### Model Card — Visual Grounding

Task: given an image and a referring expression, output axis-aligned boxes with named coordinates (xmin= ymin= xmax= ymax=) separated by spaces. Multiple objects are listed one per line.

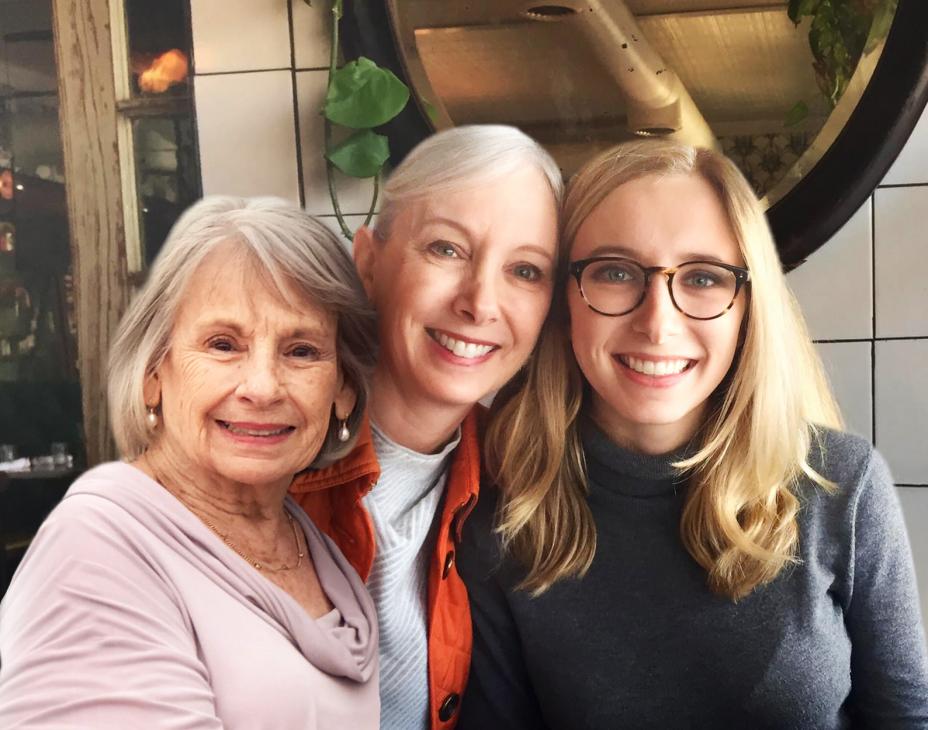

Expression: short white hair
xmin=108 ymin=196 xmax=376 ymax=466
xmin=374 ymin=124 xmax=564 ymax=239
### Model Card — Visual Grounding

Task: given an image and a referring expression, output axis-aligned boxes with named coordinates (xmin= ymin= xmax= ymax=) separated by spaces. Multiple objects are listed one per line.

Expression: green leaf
xmin=326 ymin=129 xmax=389 ymax=178
xmin=784 ymin=100 xmax=810 ymax=127
xmin=866 ymin=0 xmax=898 ymax=52
xmin=324 ymin=57 xmax=410 ymax=129
xmin=788 ymin=0 xmax=821 ymax=24
xmin=420 ymin=96 xmax=440 ymax=124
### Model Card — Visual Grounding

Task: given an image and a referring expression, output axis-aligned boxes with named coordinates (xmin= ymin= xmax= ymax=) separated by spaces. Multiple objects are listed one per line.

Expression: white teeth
xmin=223 ymin=422 xmax=290 ymax=437
xmin=433 ymin=331 xmax=495 ymax=359
xmin=622 ymin=356 xmax=690 ymax=376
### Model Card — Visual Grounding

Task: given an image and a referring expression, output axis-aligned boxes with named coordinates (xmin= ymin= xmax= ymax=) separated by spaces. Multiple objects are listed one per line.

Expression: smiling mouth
xmin=217 ymin=421 xmax=295 ymax=437
xmin=428 ymin=329 xmax=498 ymax=359
xmin=617 ymin=355 xmax=694 ymax=376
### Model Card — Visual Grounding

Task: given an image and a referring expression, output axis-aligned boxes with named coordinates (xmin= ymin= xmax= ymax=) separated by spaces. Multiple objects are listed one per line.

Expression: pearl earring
xmin=146 ymin=406 xmax=159 ymax=429
xmin=338 ymin=419 xmax=350 ymax=442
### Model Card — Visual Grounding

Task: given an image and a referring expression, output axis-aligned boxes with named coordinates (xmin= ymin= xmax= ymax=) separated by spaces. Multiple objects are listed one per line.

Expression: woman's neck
xmin=590 ymin=398 xmax=704 ymax=456
xmin=369 ymin=368 xmax=471 ymax=454
xmin=134 ymin=445 xmax=290 ymax=545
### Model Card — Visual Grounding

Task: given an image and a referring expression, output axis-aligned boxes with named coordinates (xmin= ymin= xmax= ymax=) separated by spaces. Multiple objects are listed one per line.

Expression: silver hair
xmin=373 ymin=124 xmax=565 ymax=239
xmin=108 ymin=196 xmax=376 ymax=467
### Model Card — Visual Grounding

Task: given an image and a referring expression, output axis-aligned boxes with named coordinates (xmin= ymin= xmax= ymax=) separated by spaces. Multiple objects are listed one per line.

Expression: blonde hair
xmin=487 ymin=140 xmax=843 ymax=599
xmin=108 ymin=196 xmax=376 ymax=466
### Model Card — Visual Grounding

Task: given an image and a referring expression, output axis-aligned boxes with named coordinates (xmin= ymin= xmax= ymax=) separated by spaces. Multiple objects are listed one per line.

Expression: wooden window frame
xmin=52 ymin=0 xmax=128 ymax=466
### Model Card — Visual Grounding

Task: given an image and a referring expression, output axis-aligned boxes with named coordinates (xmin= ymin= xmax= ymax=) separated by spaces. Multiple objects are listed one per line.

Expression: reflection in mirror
xmin=388 ymin=0 xmax=897 ymax=203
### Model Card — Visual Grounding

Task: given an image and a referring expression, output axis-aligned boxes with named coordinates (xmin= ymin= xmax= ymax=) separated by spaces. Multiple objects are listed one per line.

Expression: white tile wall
xmin=296 ymin=70 xmax=379 ymax=216
xmin=190 ymin=0 xmax=291 ymax=74
xmin=815 ymin=341 xmax=872 ymax=441
xmin=883 ymin=105 xmax=928 ymax=186
xmin=789 ymin=200 xmax=872 ymax=341
xmin=874 ymin=186 xmax=928 ymax=338
xmin=292 ymin=0 xmax=332 ymax=70
xmin=898 ymin=487 xmax=928 ymax=627
xmin=194 ymin=71 xmax=300 ymax=202
xmin=875 ymin=339 xmax=928 ymax=484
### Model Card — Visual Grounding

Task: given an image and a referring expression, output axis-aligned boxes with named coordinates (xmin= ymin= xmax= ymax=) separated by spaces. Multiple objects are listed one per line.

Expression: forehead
xmin=391 ymin=166 xmax=558 ymax=241
xmin=572 ymin=173 xmax=742 ymax=265
xmin=174 ymin=245 xmax=335 ymax=334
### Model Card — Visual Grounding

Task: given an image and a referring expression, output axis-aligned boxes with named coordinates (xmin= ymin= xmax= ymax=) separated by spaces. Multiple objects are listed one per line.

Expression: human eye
xmin=589 ymin=260 xmax=637 ymax=284
xmin=511 ymin=262 xmax=545 ymax=282
xmin=287 ymin=343 xmax=321 ymax=360
xmin=207 ymin=336 xmax=238 ymax=353
xmin=426 ymin=240 xmax=461 ymax=259
xmin=681 ymin=266 xmax=724 ymax=289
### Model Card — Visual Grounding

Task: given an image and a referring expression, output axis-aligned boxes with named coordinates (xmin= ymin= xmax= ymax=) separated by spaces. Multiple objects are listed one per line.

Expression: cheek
xmin=567 ymin=297 xmax=609 ymax=362
xmin=509 ymin=287 xmax=553 ymax=341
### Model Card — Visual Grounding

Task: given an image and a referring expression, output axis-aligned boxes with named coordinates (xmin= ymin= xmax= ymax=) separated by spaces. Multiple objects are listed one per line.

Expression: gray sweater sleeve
xmin=842 ymin=447 xmax=928 ymax=727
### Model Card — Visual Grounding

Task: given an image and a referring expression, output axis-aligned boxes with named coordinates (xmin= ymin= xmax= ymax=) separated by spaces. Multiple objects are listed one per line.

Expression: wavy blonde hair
xmin=486 ymin=140 xmax=843 ymax=600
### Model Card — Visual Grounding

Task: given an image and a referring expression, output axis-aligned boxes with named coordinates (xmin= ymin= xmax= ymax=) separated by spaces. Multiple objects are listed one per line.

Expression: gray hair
xmin=373 ymin=124 xmax=565 ymax=239
xmin=108 ymin=196 xmax=376 ymax=467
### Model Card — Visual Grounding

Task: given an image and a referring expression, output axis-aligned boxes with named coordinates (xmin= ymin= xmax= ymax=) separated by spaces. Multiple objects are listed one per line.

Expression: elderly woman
xmin=0 ymin=197 xmax=380 ymax=728
xmin=290 ymin=124 xmax=563 ymax=729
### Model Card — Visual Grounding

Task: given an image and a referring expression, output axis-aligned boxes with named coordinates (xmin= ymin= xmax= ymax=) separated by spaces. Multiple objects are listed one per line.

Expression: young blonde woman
xmin=457 ymin=141 xmax=928 ymax=728
xmin=290 ymin=125 xmax=563 ymax=730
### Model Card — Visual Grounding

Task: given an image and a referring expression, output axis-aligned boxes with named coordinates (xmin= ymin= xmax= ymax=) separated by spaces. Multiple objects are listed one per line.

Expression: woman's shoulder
xmin=803 ymin=427 xmax=897 ymax=525
xmin=807 ymin=427 xmax=885 ymax=487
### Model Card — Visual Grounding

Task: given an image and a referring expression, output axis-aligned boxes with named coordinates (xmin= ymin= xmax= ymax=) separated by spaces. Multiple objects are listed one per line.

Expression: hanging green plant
xmin=311 ymin=0 xmax=410 ymax=240
xmin=787 ymin=0 xmax=899 ymax=112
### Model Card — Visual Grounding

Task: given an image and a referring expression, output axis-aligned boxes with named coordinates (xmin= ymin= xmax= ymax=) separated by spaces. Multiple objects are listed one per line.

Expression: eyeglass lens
xmin=580 ymin=260 xmax=740 ymax=318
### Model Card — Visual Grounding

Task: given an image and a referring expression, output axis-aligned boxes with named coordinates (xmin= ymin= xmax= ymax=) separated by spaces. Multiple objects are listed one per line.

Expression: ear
xmin=333 ymin=375 xmax=358 ymax=423
xmin=142 ymin=370 xmax=161 ymax=408
xmin=352 ymin=225 xmax=378 ymax=300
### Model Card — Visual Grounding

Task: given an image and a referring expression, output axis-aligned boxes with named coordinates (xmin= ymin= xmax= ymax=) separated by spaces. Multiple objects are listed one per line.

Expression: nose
xmin=452 ymin=268 xmax=501 ymax=325
xmin=630 ymin=274 xmax=682 ymax=344
xmin=235 ymin=349 xmax=284 ymax=405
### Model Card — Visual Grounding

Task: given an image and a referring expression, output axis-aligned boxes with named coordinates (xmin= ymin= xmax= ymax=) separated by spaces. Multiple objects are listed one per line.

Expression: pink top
xmin=0 ymin=462 xmax=379 ymax=729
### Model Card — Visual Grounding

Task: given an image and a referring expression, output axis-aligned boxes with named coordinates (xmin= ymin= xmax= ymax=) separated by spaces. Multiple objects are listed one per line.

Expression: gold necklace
xmin=202 ymin=510 xmax=305 ymax=573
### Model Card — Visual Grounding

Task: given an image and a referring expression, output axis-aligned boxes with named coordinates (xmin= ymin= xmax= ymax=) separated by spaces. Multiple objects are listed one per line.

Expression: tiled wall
xmin=787 ymin=108 xmax=928 ymax=621
xmin=190 ymin=1 xmax=928 ymax=618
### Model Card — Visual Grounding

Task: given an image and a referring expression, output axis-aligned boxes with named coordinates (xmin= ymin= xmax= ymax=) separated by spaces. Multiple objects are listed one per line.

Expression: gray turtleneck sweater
xmin=458 ymin=423 xmax=928 ymax=729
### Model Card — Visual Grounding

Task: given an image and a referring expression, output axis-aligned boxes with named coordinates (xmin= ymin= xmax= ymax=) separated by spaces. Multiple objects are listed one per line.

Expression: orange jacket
xmin=289 ymin=409 xmax=482 ymax=729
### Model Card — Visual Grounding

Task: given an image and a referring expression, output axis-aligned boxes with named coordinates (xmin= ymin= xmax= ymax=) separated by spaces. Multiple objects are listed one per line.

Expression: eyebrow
xmin=515 ymin=244 xmax=555 ymax=261
xmin=421 ymin=217 xmax=555 ymax=259
xmin=196 ymin=319 xmax=331 ymax=339
xmin=582 ymin=244 xmax=729 ymax=264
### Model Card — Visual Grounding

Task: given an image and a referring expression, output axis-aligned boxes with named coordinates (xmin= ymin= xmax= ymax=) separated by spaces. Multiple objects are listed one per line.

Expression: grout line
xmin=287 ymin=0 xmax=306 ymax=209
xmin=814 ymin=338 xmax=876 ymax=345
xmin=871 ymin=193 xmax=877 ymax=447
xmin=193 ymin=67 xmax=292 ymax=78
xmin=896 ymin=484 xmax=928 ymax=488
xmin=875 ymin=182 xmax=928 ymax=190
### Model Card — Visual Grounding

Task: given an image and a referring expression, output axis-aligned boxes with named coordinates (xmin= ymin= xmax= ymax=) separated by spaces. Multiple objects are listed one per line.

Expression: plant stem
xmin=363 ymin=173 xmax=379 ymax=228
xmin=325 ymin=0 xmax=352 ymax=240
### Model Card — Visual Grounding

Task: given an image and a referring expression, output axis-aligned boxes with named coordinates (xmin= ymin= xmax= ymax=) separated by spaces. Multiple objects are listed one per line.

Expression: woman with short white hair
xmin=291 ymin=124 xmax=564 ymax=729
xmin=0 ymin=197 xmax=381 ymax=728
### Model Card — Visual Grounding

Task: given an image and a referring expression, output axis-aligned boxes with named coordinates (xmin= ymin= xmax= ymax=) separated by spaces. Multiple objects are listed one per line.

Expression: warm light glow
xmin=138 ymin=49 xmax=188 ymax=93
xmin=0 ymin=169 xmax=12 ymax=200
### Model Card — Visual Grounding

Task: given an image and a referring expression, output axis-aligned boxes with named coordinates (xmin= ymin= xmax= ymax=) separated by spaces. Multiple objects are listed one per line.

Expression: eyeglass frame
xmin=567 ymin=256 xmax=751 ymax=321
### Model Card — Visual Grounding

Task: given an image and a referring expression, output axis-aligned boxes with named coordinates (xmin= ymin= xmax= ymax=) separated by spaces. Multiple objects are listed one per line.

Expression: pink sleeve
xmin=0 ymin=497 xmax=224 ymax=729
